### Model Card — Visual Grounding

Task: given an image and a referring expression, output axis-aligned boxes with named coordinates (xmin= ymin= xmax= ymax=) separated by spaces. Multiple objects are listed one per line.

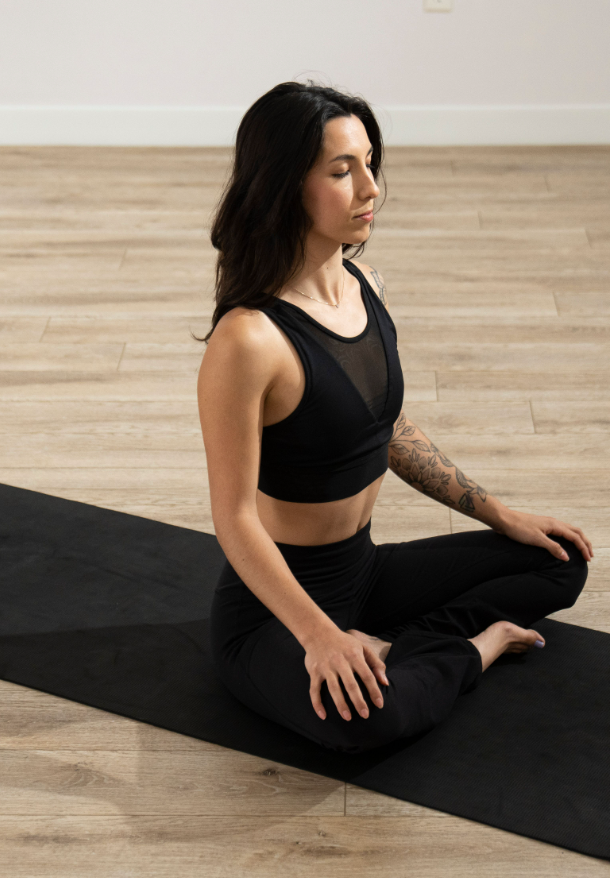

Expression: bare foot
xmin=347 ymin=628 xmax=393 ymax=663
xmin=468 ymin=621 xmax=546 ymax=672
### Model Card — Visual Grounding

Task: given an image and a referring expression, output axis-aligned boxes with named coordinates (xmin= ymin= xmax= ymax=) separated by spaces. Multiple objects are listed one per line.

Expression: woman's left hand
xmin=495 ymin=509 xmax=594 ymax=562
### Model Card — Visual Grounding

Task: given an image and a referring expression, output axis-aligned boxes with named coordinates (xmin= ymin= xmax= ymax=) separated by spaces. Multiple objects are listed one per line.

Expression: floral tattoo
xmin=370 ymin=267 xmax=388 ymax=308
xmin=389 ymin=413 xmax=487 ymax=515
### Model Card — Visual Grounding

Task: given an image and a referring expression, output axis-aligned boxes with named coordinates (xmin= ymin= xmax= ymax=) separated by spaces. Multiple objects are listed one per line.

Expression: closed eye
xmin=333 ymin=164 xmax=373 ymax=179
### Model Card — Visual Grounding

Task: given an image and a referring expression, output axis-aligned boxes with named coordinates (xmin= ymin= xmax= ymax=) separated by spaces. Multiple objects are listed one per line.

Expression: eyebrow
xmin=329 ymin=146 xmax=373 ymax=163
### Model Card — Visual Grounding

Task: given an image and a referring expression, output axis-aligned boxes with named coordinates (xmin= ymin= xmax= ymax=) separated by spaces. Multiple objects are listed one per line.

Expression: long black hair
xmin=201 ymin=81 xmax=385 ymax=343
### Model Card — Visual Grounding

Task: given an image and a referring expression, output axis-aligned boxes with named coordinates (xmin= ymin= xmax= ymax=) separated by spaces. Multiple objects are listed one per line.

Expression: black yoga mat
xmin=0 ymin=483 xmax=608 ymax=860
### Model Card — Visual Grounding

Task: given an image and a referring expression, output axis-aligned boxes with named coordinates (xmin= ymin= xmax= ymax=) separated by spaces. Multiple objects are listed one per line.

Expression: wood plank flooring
xmin=0 ymin=144 xmax=609 ymax=876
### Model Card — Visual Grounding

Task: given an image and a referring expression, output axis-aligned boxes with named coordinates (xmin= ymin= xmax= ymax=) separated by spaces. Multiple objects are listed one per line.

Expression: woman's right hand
xmin=303 ymin=628 xmax=390 ymax=721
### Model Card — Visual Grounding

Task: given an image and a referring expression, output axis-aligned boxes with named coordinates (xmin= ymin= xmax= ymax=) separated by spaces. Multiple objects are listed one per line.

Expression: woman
xmin=197 ymin=82 xmax=592 ymax=754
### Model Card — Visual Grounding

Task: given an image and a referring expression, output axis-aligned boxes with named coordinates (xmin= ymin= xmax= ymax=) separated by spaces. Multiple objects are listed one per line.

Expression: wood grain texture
xmin=0 ymin=144 xmax=608 ymax=875
xmin=0 ymin=682 xmax=222 ymax=752
xmin=0 ymin=750 xmax=344 ymax=817
xmin=0 ymin=815 xmax=605 ymax=878
xmin=437 ymin=372 xmax=610 ymax=401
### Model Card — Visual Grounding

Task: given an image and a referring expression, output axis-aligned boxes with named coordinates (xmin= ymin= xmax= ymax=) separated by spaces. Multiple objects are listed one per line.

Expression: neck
xmin=289 ymin=238 xmax=345 ymax=301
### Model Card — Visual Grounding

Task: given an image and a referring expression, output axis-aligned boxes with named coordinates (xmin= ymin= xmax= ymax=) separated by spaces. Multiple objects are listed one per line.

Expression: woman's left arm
xmin=389 ymin=411 xmax=594 ymax=563
xmin=358 ymin=261 xmax=594 ymax=565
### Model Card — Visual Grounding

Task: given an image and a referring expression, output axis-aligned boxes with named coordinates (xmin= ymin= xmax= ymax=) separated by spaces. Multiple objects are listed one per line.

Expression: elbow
xmin=212 ymin=500 xmax=261 ymax=545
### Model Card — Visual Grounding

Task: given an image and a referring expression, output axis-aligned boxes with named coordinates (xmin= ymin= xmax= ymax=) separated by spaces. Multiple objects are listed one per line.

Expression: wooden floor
xmin=1 ymin=145 xmax=609 ymax=876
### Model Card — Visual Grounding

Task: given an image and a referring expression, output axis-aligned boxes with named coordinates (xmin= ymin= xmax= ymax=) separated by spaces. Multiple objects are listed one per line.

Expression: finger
xmin=564 ymin=528 xmax=593 ymax=561
xmin=365 ymin=652 xmax=390 ymax=687
xmin=326 ymin=673 xmax=353 ymax=722
xmin=541 ymin=536 xmax=570 ymax=561
xmin=355 ymin=660 xmax=384 ymax=710
xmin=542 ymin=523 xmax=577 ymax=560
xmin=553 ymin=524 xmax=592 ymax=560
xmin=374 ymin=664 xmax=390 ymax=687
xmin=569 ymin=526 xmax=594 ymax=559
xmin=341 ymin=668 xmax=372 ymax=719
xmin=548 ymin=522 xmax=593 ymax=560
xmin=309 ymin=679 xmax=326 ymax=721
xmin=360 ymin=650 xmax=388 ymax=705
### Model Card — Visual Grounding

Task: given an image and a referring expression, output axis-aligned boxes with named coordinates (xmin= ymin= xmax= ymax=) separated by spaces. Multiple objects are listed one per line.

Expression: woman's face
xmin=301 ymin=114 xmax=380 ymax=248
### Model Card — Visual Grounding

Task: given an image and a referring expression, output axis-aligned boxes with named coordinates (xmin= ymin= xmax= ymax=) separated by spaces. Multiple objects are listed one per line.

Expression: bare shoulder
xmin=197 ymin=305 xmax=280 ymax=397
xmin=351 ymin=260 xmax=389 ymax=310
xmin=212 ymin=305 xmax=274 ymax=346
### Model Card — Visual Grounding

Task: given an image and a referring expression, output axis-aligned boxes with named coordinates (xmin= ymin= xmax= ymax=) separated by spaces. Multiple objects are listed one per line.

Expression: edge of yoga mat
xmin=0 ymin=617 xmax=607 ymax=862
xmin=0 ymin=483 xmax=608 ymax=862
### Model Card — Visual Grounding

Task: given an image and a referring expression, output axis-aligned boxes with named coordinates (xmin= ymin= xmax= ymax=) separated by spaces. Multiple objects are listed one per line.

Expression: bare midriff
xmin=256 ymin=472 xmax=385 ymax=546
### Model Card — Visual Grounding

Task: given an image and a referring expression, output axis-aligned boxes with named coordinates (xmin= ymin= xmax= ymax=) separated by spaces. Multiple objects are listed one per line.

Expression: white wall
xmin=1 ymin=0 xmax=609 ymax=144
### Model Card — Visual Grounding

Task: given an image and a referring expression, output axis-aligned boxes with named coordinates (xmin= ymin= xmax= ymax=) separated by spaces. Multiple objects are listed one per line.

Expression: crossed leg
xmin=222 ymin=528 xmax=588 ymax=755
xmin=347 ymin=527 xmax=584 ymax=669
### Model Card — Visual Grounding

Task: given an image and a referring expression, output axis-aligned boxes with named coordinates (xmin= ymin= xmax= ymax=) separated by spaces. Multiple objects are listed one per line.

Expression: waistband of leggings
xmin=273 ymin=516 xmax=372 ymax=562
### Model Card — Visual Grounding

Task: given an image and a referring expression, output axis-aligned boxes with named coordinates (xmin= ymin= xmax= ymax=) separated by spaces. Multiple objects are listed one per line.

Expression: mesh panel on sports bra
xmin=290 ymin=304 xmax=389 ymax=420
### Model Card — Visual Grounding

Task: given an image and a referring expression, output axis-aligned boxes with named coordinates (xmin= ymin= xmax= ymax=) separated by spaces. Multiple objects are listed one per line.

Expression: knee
xmin=555 ymin=536 xmax=589 ymax=608
xmin=318 ymin=700 xmax=408 ymax=755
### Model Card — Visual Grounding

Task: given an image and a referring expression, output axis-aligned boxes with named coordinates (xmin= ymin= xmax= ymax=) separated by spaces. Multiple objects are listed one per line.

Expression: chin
xmin=345 ymin=230 xmax=371 ymax=247
xmin=346 ymin=224 xmax=372 ymax=241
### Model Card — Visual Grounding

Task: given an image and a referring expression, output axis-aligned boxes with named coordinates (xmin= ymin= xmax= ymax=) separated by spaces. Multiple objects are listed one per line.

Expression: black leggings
xmin=210 ymin=520 xmax=588 ymax=754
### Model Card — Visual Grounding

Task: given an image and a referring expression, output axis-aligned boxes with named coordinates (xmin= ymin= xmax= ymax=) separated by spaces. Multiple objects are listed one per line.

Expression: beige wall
xmin=1 ymin=0 xmax=609 ymax=144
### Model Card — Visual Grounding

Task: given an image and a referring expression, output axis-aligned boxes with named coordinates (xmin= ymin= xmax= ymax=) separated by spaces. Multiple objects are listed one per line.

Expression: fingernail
xmin=360 ymin=709 xmax=369 ymax=719
xmin=383 ymin=675 xmax=390 ymax=686
xmin=534 ymin=640 xmax=545 ymax=648
xmin=561 ymin=551 xmax=569 ymax=561
xmin=342 ymin=710 xmax=351 ymax=721
xmin=317 ymin=710 xmax=325 ymax=720
xmin=375 ymin=698 xmax=384 ymax=708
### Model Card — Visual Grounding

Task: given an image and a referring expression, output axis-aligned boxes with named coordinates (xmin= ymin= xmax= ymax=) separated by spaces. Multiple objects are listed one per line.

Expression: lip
xmin=354 ymin=210 xmax=374 ymax=222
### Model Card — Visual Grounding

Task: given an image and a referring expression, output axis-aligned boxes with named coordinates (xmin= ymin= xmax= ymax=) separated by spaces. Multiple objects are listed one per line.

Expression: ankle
xmin=468 ymin=623 xmax=510 ymax=672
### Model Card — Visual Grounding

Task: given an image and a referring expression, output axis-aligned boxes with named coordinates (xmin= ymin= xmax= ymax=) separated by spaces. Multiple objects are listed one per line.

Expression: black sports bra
xmin=257 ymin=260 xmax=404 ymax=503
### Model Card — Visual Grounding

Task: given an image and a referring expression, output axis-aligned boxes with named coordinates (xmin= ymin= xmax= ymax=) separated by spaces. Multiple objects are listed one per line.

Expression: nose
xmin=360 ymin=167 xmax=380 ymax=201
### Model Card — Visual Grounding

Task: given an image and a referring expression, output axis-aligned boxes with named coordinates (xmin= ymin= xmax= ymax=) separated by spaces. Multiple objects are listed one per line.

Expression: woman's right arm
xmin=197 ymin=311 xmax=388 ymax=722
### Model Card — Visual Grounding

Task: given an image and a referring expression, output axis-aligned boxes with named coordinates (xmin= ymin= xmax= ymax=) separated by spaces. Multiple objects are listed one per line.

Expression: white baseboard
xmin=1 ymin=104 xmax=609 ymax=146
xmin=0 ymin=106 xmax=245 ymax=147
xmin=381 ymin=104 xmax=610 ymax=145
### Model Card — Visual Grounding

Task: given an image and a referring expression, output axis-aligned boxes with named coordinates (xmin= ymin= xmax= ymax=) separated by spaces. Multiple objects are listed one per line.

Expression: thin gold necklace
xmin=290 ymin=266 xmax=345 ymax=309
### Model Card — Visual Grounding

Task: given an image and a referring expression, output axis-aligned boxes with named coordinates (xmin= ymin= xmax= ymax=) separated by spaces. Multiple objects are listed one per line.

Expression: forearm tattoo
xmin=370 ymin=267 xmax=388 ymax=308
xmin=388 ymin=412 xmax=488 ymax=516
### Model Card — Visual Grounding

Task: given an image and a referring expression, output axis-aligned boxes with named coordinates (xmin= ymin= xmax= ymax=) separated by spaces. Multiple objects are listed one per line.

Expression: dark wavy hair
xmin=200 ymin=81 xmax=385 ymax=343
